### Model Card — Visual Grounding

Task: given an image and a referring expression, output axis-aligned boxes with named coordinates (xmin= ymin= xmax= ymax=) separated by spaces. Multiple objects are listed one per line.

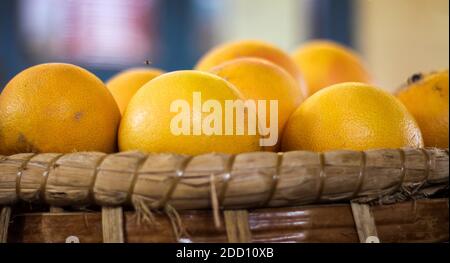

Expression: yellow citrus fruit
xmin=107 ymin=67 xmax=164 ymax=115
xmin=196 ymin=40 xmax=302 ymax=81
xmin=282 ymin=82 xmax=424 ymax=152
xmin=210 ymin=57 xmax=304 ymax=140
xmin=0 ymin=63 xmax=120 ymax=154
xmin=396 ymin=70 xmax=449 ymax=148
xmin=292 ymin=40 xmax=371 ymax=96
xmin=119 ymin=70 xmax=261 ymax=155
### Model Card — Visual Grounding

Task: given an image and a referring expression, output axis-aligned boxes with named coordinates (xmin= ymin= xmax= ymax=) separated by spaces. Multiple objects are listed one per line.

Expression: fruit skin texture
xmin=119 ymin=70 xmax=261 ymax=155
xmin=281 ymin=82 xmax=424 ymax=152
xmin=396 ymin=70 xmax=449 ymax=148
xmin=196 ymin=40 xmax=302 ymax=82
xmin=292 ymin=40 xmax=371 ymax=96
xmin=210 ymin=58 xmax=304 ymax=137
xmin=107 ymin=68 xmax=164 ymax=115
xmin=0 ymin=63 xmax=121 ymax=155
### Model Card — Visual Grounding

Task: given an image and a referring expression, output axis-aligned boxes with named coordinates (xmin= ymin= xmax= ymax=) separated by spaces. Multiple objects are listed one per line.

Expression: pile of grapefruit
xmin=0 ymin=40 xmax=448 ymax=156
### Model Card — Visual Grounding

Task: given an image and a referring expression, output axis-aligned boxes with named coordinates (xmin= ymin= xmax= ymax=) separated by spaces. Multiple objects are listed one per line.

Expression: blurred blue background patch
xmin=0 ymin=0 xmax=353 ymax=89
xmin=1 ymin=0 xmax=448 ymax=90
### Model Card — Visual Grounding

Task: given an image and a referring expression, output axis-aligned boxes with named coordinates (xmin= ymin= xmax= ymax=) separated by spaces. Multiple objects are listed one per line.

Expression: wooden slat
xmin=224 ymin=210 xmax=252 ymax=243
xmin=0 ymin=207 xmax=11 ymax=243
xmin=102 ymin=207 xmax=124 ymax=243
xmin=49 ymin=206 xmax=65 ymax=213
xmin=5 ymin=199 xmax=448 ymax=243
xmin=351 ymin=202 xmax=380 ymax=243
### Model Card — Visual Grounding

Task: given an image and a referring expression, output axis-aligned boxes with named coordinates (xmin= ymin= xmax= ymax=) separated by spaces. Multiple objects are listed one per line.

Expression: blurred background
xmin=0 ymin=0 xmax=448 ymax=91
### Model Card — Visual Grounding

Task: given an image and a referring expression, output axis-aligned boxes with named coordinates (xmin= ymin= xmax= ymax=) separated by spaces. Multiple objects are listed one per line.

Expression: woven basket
xmin=0 ymin=147 xmax=448 ymax=243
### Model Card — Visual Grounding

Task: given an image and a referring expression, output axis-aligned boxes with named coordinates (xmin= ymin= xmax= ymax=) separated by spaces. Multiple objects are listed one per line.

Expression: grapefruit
xmin=107 ymin=68 xmax=164 ymax=115
xmin=396 ymin=70 xmax=449 ymax=148
xmin=210 ymin=57 xmax=304 ymax=148
xmin=119 ymin=70 xmax=261 ymax=155
xmin=0 ymin=63 xmax=120 ymax=154
xmin=292 ymin=40 xmax=371 ymax=96
xmin=282 ymin=82 xmax=424 ymax=152
xmin=196 ymin=40 xmax=302 ymax=82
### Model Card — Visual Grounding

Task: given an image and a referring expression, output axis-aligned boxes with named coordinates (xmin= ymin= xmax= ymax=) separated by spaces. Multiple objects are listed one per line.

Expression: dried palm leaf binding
xmin=0 ymin=148 xmax=447 ymax=209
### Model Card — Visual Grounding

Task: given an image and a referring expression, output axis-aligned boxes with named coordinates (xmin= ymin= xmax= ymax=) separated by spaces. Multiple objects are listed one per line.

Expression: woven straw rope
xmin=7 ymin=149 xmax=437 ymax=208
